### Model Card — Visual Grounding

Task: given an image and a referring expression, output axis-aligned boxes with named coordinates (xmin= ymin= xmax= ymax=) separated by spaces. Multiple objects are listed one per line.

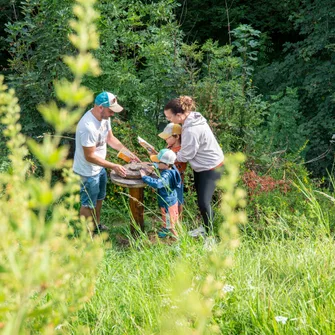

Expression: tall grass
xmin=67 ymin=232 xmax=335 ymax=334
xmin=65 ymin=169 xmax=335 ymax=334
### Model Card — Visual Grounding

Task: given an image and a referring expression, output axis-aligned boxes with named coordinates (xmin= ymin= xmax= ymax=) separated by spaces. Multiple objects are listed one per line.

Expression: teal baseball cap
xmin=94 ymin=92 xmax=123 ymax=113
xmin=150 ymin=148 xmax=176 ymax=165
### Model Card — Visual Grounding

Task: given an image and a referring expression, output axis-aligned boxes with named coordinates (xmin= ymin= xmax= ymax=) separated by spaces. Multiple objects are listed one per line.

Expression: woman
xmin=164 ymin=96 xmax=224 ymax=236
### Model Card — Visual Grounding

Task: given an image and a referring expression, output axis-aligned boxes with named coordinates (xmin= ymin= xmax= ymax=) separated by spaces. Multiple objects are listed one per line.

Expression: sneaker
xmin=157 ymin=227 xmax=171 ymax=238
xmin=204 ymin=236 xmax=217 ymax=251
xmin=188 ymin=226 xmax=206 ymax=238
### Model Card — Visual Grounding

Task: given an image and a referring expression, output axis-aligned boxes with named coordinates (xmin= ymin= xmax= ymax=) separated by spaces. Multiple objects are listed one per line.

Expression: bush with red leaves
xmin=242 ymin=170 xmax=290 ymax=197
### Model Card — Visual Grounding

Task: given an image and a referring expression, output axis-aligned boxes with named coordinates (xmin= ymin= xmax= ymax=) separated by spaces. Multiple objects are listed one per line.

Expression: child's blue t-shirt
xmin=142 ymin=166 xmax=181 ymax=210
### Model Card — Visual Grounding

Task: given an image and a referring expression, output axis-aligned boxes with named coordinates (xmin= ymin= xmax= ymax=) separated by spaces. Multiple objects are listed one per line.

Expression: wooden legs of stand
xmin=129 ymin=187 xmax=144 ymax=235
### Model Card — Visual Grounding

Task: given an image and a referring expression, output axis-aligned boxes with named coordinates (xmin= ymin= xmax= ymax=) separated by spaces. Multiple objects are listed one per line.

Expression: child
xmin=140 ymin=149 xmax=181 ymax=238
xmin=158 ymin=123 xmax=187 ymax=215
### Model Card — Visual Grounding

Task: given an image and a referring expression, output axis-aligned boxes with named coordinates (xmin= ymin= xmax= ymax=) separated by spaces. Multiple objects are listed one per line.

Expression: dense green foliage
xmin=175 ymin=0 xmax=335 ymax=177
xmin=3 ymin=0 xmax=334 ymax=176
xmin=175 ymin=0 xmax=301 ymax=46
xmin=4 ymin=0 xmax=74 ymax=135
xmin=3 ymin=0 xmax=268 ymax=161
xmin=0 ymin=0 xmax=21 ymax=74
xmin=255 ymin=0 xmax=335 ymax=177
xmin=1 ymin=0 xmax=335 ymax=333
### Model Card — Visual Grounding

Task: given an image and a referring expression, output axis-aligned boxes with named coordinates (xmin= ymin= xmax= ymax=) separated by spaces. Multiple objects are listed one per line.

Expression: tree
xmin=255 ymin=0 xmax=335 ymax=176
xmin=0 ymin=0 xmax=22 ymax=74
xmin=4 ymin=0 xmax=75 ymax=135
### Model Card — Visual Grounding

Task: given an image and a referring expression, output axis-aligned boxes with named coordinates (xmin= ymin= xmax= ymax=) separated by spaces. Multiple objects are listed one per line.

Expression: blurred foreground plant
xmin=0 ymin=0 xmax=103 ymax=333
xmin=159 ymin=153 xmax=246 ymax=334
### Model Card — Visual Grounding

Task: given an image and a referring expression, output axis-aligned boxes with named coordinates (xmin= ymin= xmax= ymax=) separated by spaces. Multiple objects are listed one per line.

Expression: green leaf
xmin=38 ymin=102 xmax=83 ymax=133
xmin=54 ymin=79 xmax=93 ymax=108
xmin=27 ymin=138 xmax=69 ymax=170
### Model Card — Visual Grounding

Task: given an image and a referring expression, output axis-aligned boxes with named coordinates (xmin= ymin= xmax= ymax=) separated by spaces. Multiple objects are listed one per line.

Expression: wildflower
xmin=175 ymin=320 xmax=184 ymax=327
xmin=275 ymin=316 xmax=288 ymax=324
xmin=55 ymin=324 xmax=63 ymax=330
xmin=161 ymin=298 xmax=171 ymax=307
xmin=182 ymin=287 xmax=194 ymax=295
xmin=247 ymin=279 xmax=256 ymax=290
xmin=222 ymin=284 xmax=234 ymax=293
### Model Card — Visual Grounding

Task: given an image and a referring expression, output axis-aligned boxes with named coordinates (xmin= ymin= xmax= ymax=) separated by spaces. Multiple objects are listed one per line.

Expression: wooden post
xmin=129 ymin=187 xmax=144 ymax=235
xmin=110 ymin=168 xmax=148 ymax=237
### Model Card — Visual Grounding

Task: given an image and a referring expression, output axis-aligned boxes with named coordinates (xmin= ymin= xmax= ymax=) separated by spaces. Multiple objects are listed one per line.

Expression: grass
xmin=65 ymin=214 xmax=335 ymax=334
xmin=64 ymin=173 xmax=335 ymax=334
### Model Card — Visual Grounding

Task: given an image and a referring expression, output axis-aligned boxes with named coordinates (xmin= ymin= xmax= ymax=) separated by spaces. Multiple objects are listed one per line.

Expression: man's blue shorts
xmin=79 ymin=168 xmax=107 ymax=208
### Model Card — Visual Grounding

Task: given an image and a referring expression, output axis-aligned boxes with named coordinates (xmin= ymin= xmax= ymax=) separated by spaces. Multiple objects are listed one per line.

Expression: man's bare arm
xmin=83 ymin=146 xmax=127 ymax=177
xmin=107 ymin=130 xmax=141 ymax=162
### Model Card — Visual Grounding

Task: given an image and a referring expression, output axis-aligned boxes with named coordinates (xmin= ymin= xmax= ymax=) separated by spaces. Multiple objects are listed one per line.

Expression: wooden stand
xmin=110 ymin=171 xmax=147 ymax=235
xmin=129 ymin=187 xmax=144 ymax=234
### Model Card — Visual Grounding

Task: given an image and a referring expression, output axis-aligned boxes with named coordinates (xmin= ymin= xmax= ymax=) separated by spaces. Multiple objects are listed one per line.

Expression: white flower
xmin=161 ymin=298 xmax=171 ymax=307
xmin=222 ymin=284 xmax=235 ymax=293
xmin=182 ymin=287 xmax=194 ymax=295
xmin=55 ymin=324 xmax=63 ymax=330
xmin=247 ymin=279 xmax=256 ymax=290
xmin=275 ymin=316 xmax=288 ymax=324
xmin=175 ymin=320 xmax=184 ymax=327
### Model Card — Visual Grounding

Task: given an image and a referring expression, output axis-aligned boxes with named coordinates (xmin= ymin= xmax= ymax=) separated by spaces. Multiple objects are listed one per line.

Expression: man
xmin=73 ymin=91 xmax=139 ymax=232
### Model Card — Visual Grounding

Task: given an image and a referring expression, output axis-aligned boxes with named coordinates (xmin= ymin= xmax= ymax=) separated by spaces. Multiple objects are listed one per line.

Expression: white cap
xmin=150 ymin=148 xmax=176 ymax=165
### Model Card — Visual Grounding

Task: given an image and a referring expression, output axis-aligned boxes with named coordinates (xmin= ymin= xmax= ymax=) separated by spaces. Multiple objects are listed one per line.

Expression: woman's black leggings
xmin=193 ymin=168 xmax=222 ymax=233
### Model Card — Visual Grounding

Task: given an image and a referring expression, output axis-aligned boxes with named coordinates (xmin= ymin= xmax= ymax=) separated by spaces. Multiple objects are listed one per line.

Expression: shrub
xmin=0 ymin=1 xmax=103 ymax=333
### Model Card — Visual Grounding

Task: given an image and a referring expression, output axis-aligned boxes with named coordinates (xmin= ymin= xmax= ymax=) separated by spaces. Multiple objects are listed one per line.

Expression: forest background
xmin=1 ymin=0 xmax=334 ymax=178
xmin=0 ymin=0 xmax=335 ymax=334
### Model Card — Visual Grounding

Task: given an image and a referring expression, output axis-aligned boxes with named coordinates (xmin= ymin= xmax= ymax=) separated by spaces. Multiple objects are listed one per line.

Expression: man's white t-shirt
xmin=73 ymin=109 xmax=111 ymax=176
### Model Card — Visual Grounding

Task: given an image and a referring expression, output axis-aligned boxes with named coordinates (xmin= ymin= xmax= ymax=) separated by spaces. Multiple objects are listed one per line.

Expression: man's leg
xmin=95 ymin=199 xmax=103 ymax=225
xmin=95 ymin=169 xmax=107 ymax=230
xmin=79 ymin=169 xmax=108 ymax=232
xmin=80 ymin=206 xmax=94 ymax=221
xmin=79 ymin=173 xmax=99 ymax=230
xmin=79 ymin=205 xmax=98 ymax=230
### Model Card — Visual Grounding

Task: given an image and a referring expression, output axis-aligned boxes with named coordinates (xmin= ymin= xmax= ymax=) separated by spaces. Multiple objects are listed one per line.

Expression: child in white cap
xmin=140 ymin=149 xmax=182 ymax=238
xmin=158 ymin=123 xmax=187 ymax=216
